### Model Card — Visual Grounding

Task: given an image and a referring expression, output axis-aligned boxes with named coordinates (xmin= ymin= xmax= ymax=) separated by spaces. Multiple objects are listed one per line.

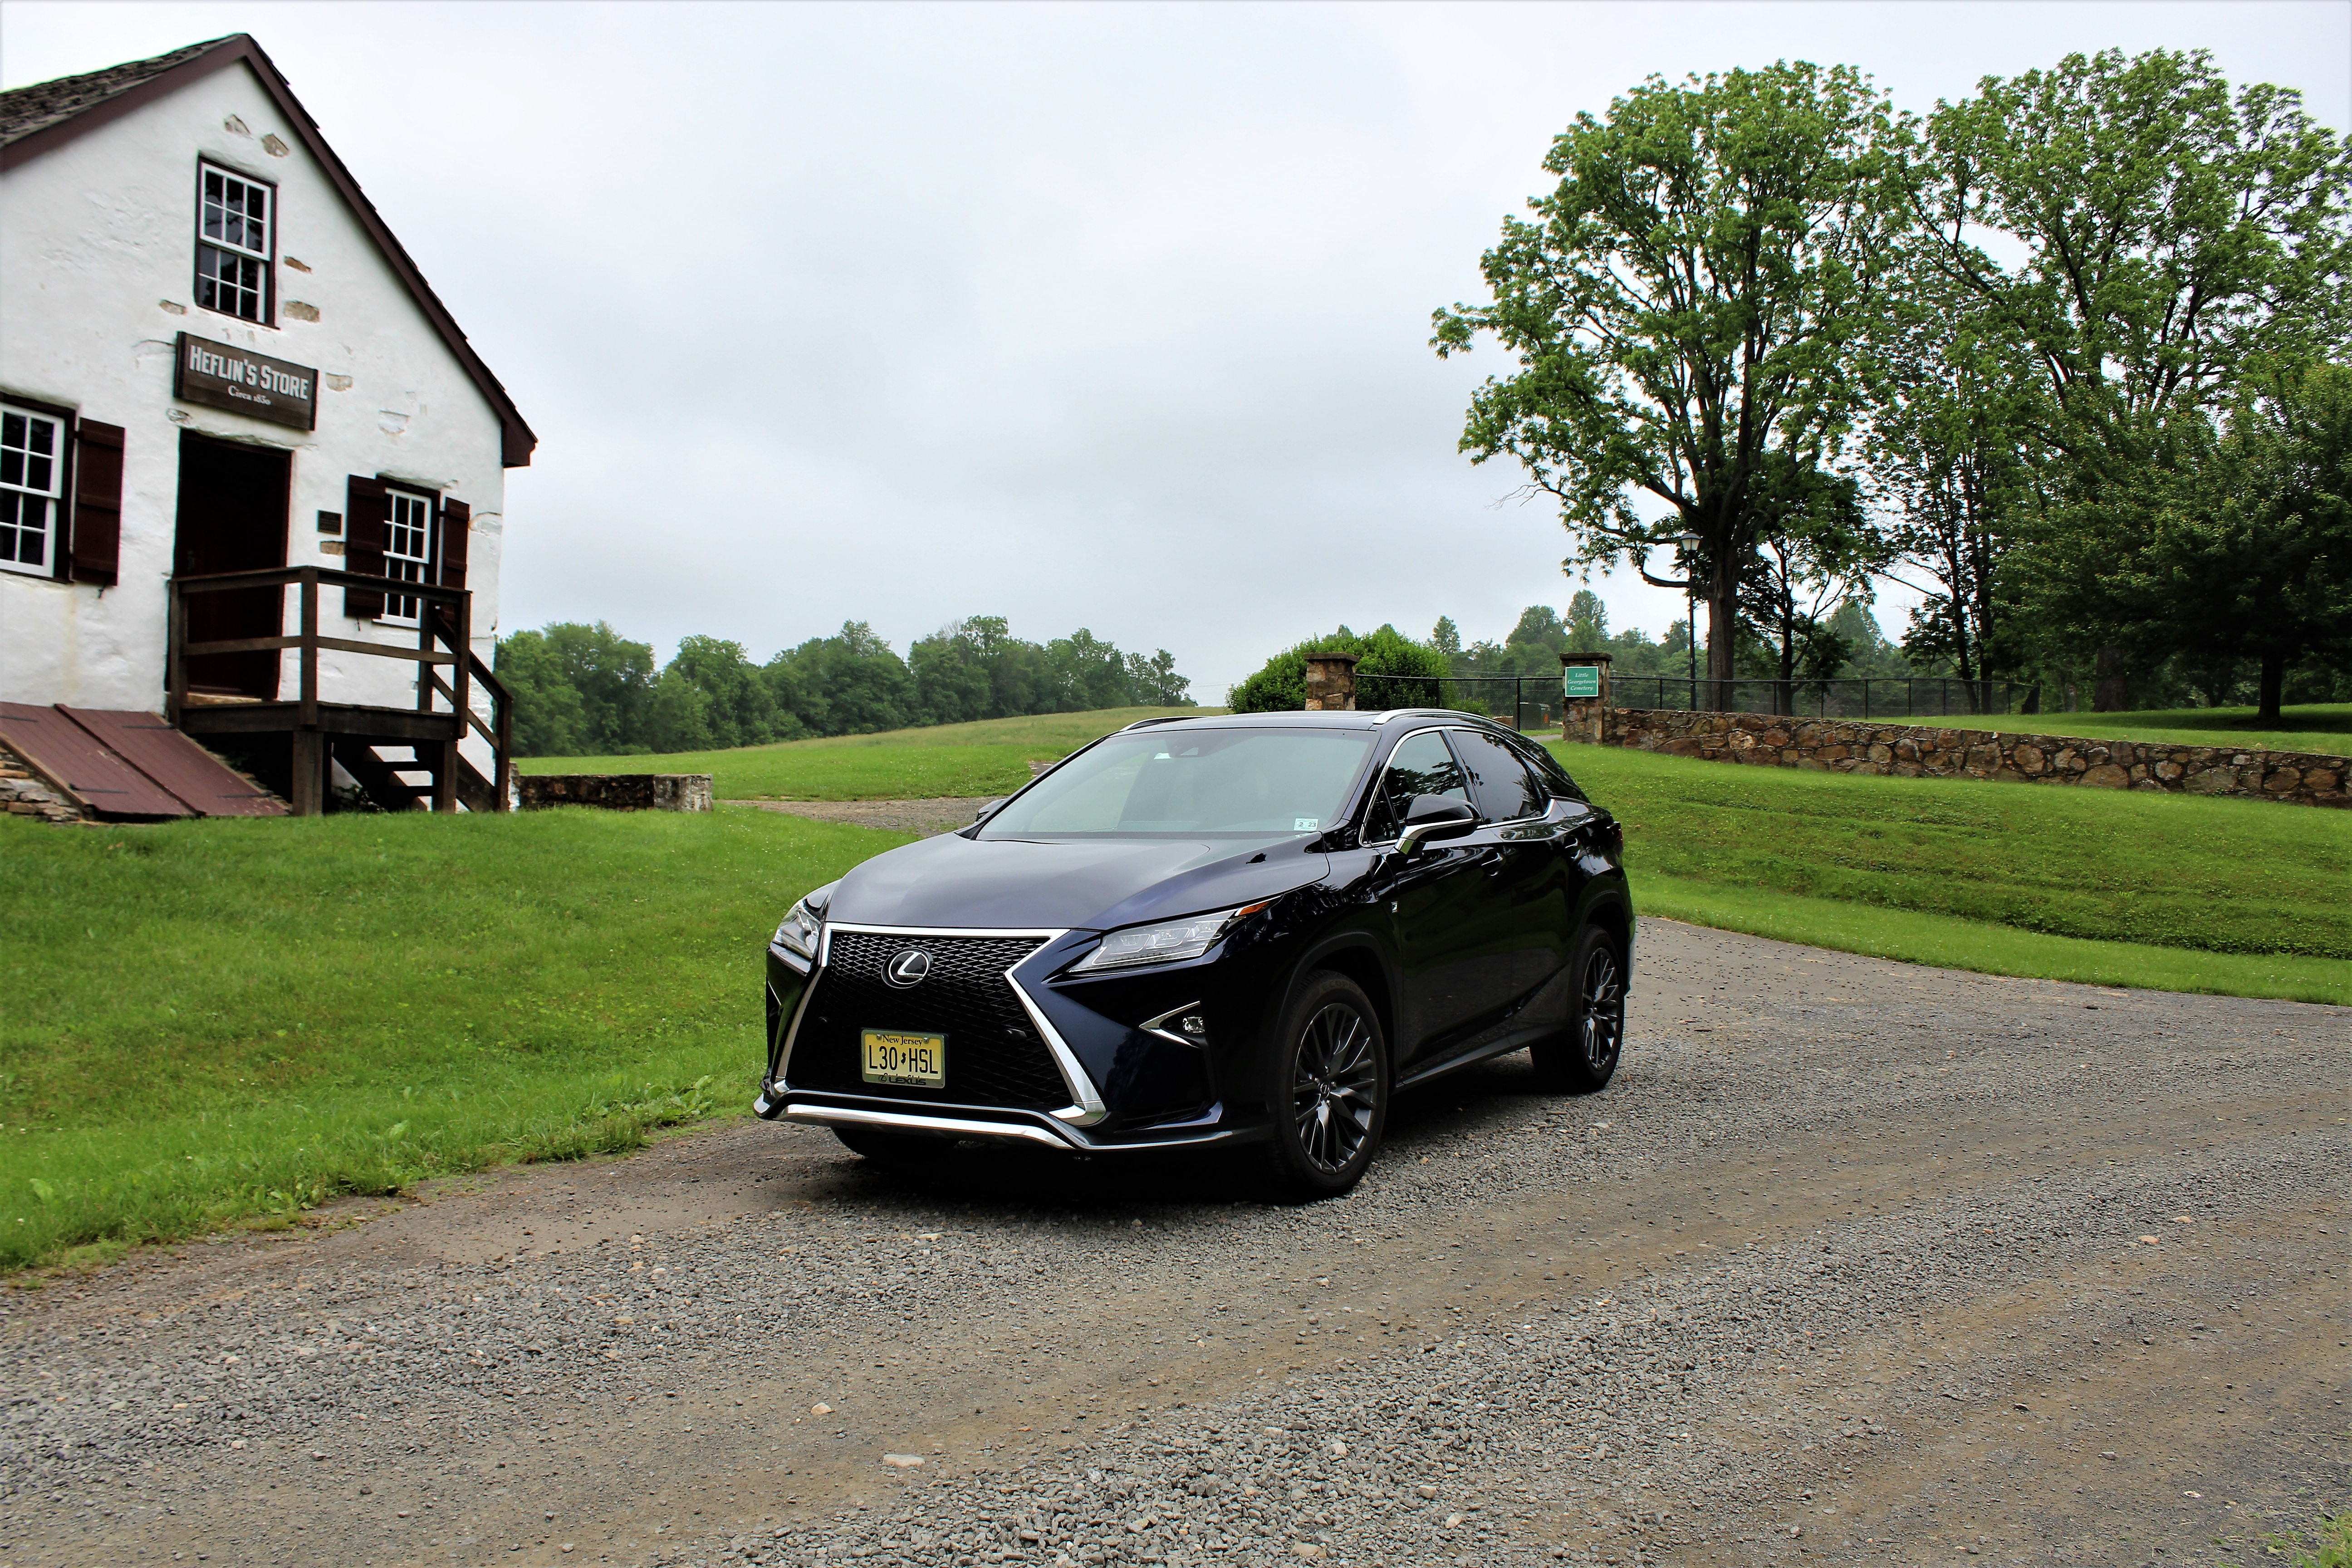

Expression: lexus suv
xmin=755 ymin=710 xmax=1633 ymax=1199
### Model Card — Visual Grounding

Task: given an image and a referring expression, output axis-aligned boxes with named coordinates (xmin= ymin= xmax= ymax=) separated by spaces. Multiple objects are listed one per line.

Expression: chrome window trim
xmin=1359 ymin=724 xmax=1469 ymax=849
xmin=1138 ymin=999 xmax=1207 ymax=1050
xmin=815 ymin=922 xmax=1108 ymax=1126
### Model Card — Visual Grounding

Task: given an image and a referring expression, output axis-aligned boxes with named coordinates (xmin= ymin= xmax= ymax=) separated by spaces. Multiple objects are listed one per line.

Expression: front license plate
xmin=861 ymin=1029 xmax=946 ymax=1088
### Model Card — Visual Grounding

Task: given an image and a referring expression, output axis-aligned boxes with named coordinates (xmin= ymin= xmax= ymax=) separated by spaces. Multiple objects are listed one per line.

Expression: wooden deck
xmin=168 ymin=566 xmax=513 ymax=815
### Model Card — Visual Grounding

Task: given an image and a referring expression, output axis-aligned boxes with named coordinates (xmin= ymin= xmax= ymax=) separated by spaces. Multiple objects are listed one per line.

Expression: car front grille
xmin=785 ymin=931 xmax=1072 ymax=1110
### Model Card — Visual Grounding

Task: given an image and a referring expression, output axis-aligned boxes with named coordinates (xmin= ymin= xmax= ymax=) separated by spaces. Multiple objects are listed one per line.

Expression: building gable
xmin=1 ymin=34 xmax=536 ymax=467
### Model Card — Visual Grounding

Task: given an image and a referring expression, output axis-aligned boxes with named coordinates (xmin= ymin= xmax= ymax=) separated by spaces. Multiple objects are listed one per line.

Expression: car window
xmin=1503 ymin=731 xmax=1587 ymax=801
xmin=1362 ymin=730 xmax=1469 ymax=843
xmin=979 ymin=728 xmax=1374 ymax=838
xmin=1451 ymin=728 xmax=1549 ymax=822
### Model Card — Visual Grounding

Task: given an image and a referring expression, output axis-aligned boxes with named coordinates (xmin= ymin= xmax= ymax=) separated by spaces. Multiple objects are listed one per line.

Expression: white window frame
xmin=380 ymin=488 xmax=434 ymax=625
xmin=195 ymin=161 xmax=273 ymax=324
xmin=0 ymin=403 xmax=66 ymax=579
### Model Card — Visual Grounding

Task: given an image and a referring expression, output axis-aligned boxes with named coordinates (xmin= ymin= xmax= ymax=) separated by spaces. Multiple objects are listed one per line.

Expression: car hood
xmin=824 ymin=831 xmax=1330 ymax=932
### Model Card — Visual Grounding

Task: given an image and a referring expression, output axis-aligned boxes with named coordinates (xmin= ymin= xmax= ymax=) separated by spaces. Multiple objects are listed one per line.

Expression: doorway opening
xmin=173 ymin=431 xmax=289 ymax=700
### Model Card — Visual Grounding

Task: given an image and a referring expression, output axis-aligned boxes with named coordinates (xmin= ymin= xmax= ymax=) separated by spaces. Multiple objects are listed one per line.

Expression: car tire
xmin=1254 ymin=971 xmax=1389 ymax=1203
xmin=1531 ymin=924 xmax=1626 ymax=1093
xmin=833 ymin=1125 xmax=953 ymax=1166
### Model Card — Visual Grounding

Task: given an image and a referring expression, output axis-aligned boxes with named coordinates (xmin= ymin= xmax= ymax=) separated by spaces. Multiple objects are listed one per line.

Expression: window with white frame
xmin=0 ymin=405 xmax=64 ymax=578
xmin=381 ymin=489 xmax=433 ymax=622
xmin=196 ymin=162 xmax=272 ymax=323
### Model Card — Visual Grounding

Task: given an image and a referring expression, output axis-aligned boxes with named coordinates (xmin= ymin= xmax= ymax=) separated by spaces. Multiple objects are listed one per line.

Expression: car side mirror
xmin=974 ymin=798 xmax=1006 ymax=823
xmin=1398 ymin=794 xmax=1477 ymax=854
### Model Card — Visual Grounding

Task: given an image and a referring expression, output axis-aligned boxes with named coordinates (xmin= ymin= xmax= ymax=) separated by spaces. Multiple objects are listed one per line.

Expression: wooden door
xmin=173 ymin=432 xmax=289 ymax=700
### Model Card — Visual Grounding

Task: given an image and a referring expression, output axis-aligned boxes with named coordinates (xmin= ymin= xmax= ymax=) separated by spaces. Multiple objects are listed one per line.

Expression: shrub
xmin=1227 ymin=625 xmax=1450 ymax=712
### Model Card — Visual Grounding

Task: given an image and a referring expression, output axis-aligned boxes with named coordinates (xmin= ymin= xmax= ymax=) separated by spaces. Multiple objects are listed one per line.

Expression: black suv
xmin=756 ymin=710 xmax=1633 ymax=1199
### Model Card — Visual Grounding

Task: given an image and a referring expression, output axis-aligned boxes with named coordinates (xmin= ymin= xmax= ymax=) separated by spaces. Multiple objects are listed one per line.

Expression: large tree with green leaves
xmin=1916 ymin=49 xmax=2350 ymax=472
xmin=1434 ymin=60 xmax=1909 ymax=695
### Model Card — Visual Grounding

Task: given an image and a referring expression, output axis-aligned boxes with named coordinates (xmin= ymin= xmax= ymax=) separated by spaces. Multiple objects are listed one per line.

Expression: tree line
xmin=1430 ymin=48 xmax=2351 ymax=719
xmin=1227 ymin=592 xmax=1909 ymax=713
xmin=495 ymin=617 xmax=1192 ymax=758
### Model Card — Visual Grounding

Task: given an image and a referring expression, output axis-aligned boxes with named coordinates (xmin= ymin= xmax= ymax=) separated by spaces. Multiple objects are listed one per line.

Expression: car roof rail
xmin=1119 ymin=715 xmax=1195 ymax=730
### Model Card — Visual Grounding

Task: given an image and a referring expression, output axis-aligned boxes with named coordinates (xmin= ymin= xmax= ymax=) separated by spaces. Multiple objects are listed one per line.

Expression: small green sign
xmin=1563 ymin=666 xmax=1602 ymax=698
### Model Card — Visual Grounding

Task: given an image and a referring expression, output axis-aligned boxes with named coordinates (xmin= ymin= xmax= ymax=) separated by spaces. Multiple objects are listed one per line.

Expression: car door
xmin=1446 ymin=726 xmax=1574 ymax=1013
xmin=1362 ymin=729 xmax=1491 ymax=1062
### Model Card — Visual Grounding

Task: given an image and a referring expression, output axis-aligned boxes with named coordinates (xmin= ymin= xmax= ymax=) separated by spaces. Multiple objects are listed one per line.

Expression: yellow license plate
xmin=861 ymin=1030 xmax=946 ymax=1088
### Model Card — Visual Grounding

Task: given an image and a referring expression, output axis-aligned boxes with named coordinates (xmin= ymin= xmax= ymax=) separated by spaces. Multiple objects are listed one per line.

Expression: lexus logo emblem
xmin=884 ymin=948 xmax=933 ymax=989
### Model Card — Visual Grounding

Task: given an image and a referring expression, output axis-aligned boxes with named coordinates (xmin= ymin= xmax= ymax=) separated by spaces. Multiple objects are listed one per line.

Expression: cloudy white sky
xmin=6 ymin=2 xmax=2347 ymax=698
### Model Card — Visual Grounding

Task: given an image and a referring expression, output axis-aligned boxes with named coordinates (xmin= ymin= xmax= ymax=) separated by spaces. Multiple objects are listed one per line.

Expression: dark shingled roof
xmin=0 ymin=35 xmax=536 ymax=468
xmin=0 ymin=37 xmax=229 ymax=145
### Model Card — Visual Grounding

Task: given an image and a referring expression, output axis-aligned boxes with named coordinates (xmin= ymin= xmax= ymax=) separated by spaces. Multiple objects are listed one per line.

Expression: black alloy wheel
xmin=1257 ymin=971 xmax=1388 ymax=1201
xmin=1532 ymin=924 xmax=1626 ymax=1093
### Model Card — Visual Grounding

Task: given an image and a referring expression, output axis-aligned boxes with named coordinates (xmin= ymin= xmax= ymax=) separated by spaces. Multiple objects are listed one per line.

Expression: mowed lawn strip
xmin=1545 ymin=743 xmax=2351 ymax=964
xmin=0 ymin=807 xmax=899 ymax=1270
xmin=1632 ymin=874 xmax=2348 ymax=1005
xmin=521 ymin=706 xmax=1218 ymax=801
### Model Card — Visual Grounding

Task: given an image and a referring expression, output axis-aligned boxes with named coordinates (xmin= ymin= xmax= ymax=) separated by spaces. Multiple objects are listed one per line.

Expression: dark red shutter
xmin=343 ymin=475 xmax=390 ymax=619
xmin=438 ymin=497 xmax=470 ymax=590
xmin=69 ymin=421 xmax=123 ymax=585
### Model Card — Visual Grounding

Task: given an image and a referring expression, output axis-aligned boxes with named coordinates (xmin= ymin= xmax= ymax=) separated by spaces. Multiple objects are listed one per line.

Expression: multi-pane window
xmin=381 ymin=490 xmax=433 ymax=622
xmin=0 ymin=406 xmax=64 ymax=578
xmin=196 ymin=163 xmax=272 ymax=322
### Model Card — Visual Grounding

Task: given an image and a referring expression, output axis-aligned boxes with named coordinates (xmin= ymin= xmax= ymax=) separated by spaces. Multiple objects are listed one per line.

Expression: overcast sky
xmin=7 ymin=2 xmax=2347 ymax=698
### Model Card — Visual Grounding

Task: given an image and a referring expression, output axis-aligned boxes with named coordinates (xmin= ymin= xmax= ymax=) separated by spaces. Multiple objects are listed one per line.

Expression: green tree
xmin=1123 ymin=649 xmax=1193 ymax=707
xmin=1434 ymin=60 xmax=1909 ymax=697
xmin=1429 ymin=616 xmax=1464 ymax=665
xmin=1916 ymin=49 xmax=2350 ymax=703
xmin=1918 ymin=49 xmax=2350 ymax=472
xmin=1863 ymin=284 xmax=2043 ymax=690
xmin=2036 ymin=364 xmax=2352 ymax=719
xmin=767 ymin=622 xmax=913 ymax=736
xmin=1228 ymin=626 xmax=1450 ymax=713
xmin=1737 ymin=453 xmax=1885 ymax=697
xmin=1564 ymin=591 xmax=1609 ymax=651
xmin=492 ymin=621 xmax=654 ymax=756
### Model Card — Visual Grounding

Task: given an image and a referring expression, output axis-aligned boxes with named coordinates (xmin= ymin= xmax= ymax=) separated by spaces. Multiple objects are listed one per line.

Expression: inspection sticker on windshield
xmin=862 ymin=1030 xmax=946 ymax=1088
xmin=1294 ymin=818 xmax=1320 ymax=831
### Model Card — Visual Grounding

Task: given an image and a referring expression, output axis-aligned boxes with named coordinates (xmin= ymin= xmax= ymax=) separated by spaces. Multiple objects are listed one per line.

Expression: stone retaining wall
xmin=1601 ymin=708 xmax=2348 ymax=808
xmin=519 ymin=774 xmax=713 ymax=812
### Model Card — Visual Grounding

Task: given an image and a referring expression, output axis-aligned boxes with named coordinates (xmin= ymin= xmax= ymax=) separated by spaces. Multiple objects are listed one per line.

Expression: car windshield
xmin=978 ymin=727 xmax=1376 ymax=838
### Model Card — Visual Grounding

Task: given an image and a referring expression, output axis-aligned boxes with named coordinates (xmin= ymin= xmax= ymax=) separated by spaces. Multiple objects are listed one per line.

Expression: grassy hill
xmin=520 ymin=706 xmax=1221 ymax=800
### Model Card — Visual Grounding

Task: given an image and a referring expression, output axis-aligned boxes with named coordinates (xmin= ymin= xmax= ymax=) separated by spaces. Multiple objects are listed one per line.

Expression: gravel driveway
xmin=4 ymin=919 xmax=2344 ymax=1568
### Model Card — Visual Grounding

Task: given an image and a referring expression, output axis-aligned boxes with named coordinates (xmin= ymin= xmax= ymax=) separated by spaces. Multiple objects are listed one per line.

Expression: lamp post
xmin=1676 ymin=531 xmax=1700 ymax=707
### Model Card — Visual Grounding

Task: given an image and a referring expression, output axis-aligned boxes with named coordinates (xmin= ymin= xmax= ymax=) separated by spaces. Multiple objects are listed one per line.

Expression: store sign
xmin=173 ymin=333 xmax=317 ymax=431
xmin=1563 ymin=665 xmax=1602 ymax=699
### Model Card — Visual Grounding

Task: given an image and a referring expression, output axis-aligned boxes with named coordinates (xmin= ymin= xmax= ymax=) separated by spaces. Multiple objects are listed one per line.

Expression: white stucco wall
xmin=0 ymin=58 xmax=510 ymax=746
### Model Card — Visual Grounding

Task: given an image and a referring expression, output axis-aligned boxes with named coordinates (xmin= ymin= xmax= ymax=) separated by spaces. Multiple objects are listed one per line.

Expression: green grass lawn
xmin=1549 ymin=742 xmax=2351 ymax=1003
xmin=0 ymin=807 xmax=898 ymax=1271
xmin=2013 ymin=703 xmax=2352 ymax=756
xmin=520 ymin=706 xmax=1219 ymax=800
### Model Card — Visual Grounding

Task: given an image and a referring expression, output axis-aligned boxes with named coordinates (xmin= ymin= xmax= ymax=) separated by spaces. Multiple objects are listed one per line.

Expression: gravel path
xmin=4 ymin=920 xmax=2343 ymax=1568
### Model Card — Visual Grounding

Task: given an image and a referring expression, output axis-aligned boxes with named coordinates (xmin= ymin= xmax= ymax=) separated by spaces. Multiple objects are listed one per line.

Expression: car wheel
xmin=833 ymin=1125 xmax=953 ymax=1166
xmin=1532 ymin=924 xmax=1625 ymax=1093
xmin=1255 ymin=971 xmax=1388 ymax=1202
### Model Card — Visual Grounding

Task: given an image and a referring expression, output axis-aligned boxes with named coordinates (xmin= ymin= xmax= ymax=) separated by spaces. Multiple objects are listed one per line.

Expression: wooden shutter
xmin=438 ymin=497 xmax=470 ymax=590
xmin=69 ymin=421 xmax=123 ymax=586
xmin=342 ymin=475 xmax=390 ymax=619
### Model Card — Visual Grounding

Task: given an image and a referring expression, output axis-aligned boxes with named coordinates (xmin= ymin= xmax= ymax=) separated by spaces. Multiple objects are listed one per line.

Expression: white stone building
xmin=0 ymin=34 xmax=534 ymax=812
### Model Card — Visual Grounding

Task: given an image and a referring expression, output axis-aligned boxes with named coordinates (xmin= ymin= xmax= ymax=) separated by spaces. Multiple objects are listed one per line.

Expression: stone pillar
xmin=1561 ymin=652 xmax=1612 ymax=745
xmin=1303 ymin=652 xmax=1360 ymax=712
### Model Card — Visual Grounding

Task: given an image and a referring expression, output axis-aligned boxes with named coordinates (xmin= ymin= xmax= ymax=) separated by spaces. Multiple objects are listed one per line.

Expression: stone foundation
xmin=519 ymin=774 xmax=714 ymax=812
xmin=0 ymin=737 xmax=93 ymax=824
xmin=1599 ymin=708 xmax=2348 ymax=808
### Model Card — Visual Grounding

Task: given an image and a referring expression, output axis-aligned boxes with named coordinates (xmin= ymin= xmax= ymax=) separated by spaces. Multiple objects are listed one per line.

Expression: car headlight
xmin=772 ymin=882 xmax=838 ymax=959
xmin=1069 ymin=900 xmax=1270 ymax=974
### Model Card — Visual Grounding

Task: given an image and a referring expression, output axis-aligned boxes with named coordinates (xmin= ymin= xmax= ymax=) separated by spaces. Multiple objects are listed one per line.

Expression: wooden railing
xmin=167 ymin=566 xmax=511 ymax=812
